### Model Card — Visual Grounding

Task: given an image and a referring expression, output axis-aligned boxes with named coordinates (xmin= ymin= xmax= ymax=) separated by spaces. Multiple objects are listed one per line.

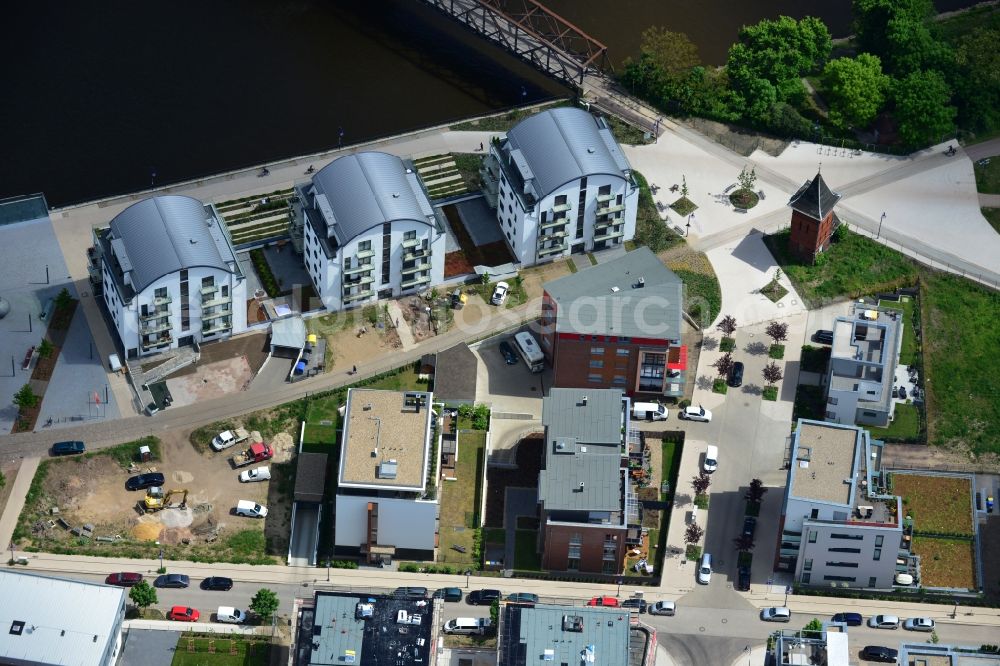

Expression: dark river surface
xmin=0 ymin=0 xmax=977 ymax=208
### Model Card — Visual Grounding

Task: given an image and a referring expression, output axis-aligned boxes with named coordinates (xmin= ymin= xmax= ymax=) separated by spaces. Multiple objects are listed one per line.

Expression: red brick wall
xmin=541 ymin=520 xmax=628 ymax=573
xmin=788 ymin=210 xmax=836 ymax=262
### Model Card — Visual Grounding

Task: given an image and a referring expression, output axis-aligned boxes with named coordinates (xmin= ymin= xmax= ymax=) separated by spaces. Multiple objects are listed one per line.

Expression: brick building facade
xmin=787 ymin=171 xmax=842 ymax=263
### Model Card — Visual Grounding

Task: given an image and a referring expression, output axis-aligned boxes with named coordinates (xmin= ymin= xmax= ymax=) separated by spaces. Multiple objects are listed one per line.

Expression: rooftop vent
xmin=582 ymin=395 xmax=588 ymax=405
xmin=189 ymin=239 xmax=197 ymax=244
xmin=610 ymin=286 xmax=620 ymax=293
xmin=377 ymin=460 xmax=398 ymax=480
xmin=562 ymin=615 xmax=584 ymax=632
xmin=587 ymin=147 xmax=596 ymax=154
xmin=634 ymin=277 xmax=645 ymax=288
xmin=9 ymin=621 xmax=24 ymax=636
xmin=392 ymin=193 xmax=400 ymax=198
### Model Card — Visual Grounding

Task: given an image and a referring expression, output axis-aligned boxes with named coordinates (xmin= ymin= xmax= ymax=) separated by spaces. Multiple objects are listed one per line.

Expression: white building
xmin=778 ymin=420 xmax=905 ymax=590
xmin=334 ymin=388 xmax=439 ymax=563
xmin=0 ymin=570 xmax=126 ymax=666
xmin=481 ymin=107 xmax=638 ymax=265
xmin=296 ymin=152 xmax=445 ymax=311
xmin=769 ymin=627 xmax=850 ymax=666
xmin=95 ymin=195 xmax=247 ymax=359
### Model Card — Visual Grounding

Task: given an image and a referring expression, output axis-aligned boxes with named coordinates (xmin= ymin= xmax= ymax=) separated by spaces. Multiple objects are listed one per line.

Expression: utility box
xmin=139 ymin=445 xmax=151 ymax=462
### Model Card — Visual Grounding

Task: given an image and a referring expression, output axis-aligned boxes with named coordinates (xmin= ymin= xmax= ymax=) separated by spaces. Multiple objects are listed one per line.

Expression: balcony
xmin=596 ymin=193 xmax=615 ymax=203
xmin=140 ymin=319 xmax=171 ymax=335
xmin=202 ymin=319 xmax=232 ymax=335
xmin=343 ymin=289 xmax=374 ymax=303
xmin=537 ymin=243 xmax=567 ymax=257
xmin=141 ymin=334 xmax=172 ymax=350
xmin=593 ymin=229 xmax=624 ymax=243
xmin=538 ymin=230 xmax=568 ymax=244
xmin=402 ymin=237 xmax=421 ymax=249
xmin=355 ymin=249 xmax=375 ymax=260
xmin=343 ymin=263 xmax=374 ymax=276
xmin=200 ymin=284 xmax=218 ymax=296
xmin=401 ymin=274 xmax=431 ymax=290
xmin=597 ymin=203 xmax=626 ymax=216
xmin=540 ymin=217 xmax=568 ymax=231
xmin=152 ymin=295 xmax=172 ymax=307
xmin=202 ymin=306 xmax=232 ymax=321
xmin=202 ymin=293 xmax=231 ymax=308
xmin=140 ymin=302 xmax=170 ymax=320
xmin=551 ymin=202 xmax=572 ymax=214
xmin=344 ymin=274 xmax=374 ymax=287
xmin=404 ymin=247 xmax=431 ymax=262
xmin=401 ymin=263 xmax=428 ymax=276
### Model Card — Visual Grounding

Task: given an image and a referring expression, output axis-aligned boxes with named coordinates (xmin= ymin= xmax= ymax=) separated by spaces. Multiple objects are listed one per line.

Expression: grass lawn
xmin=975 ymin=157 xmax=1000 ymax=194
xmin=920 ymin=271 xmax=1000 ymax=454
xmin=799 ymin=345 xmax=830 ymax=374
xmin=171 ymin=637 xmax=270 ymax=666
xmin=911 ymin=537 xmax=977 ymax=589
xmin=982 ymin=208 xmax=1000 ymax=234
xmin=365 ymin=366 xmax=426 ymax=392
xmin=792 ymin=385 xmax=826 ymax=421
xmin=871 ymin=403 xmax=922 ymax=442
xmin=892 ymin=473 xmax=974 ymax=535
xmin=660 ymin=439 xmax=683 ymax=501
xmin=878 ymin=296 xmax=919 ymax=366
xmin=764 ymin=229 xmax=919 ymax=308
xmin=438 ymin=431 xmax=486 ymax=567
xmin=513 ymin=530 xmax=541 ymax=571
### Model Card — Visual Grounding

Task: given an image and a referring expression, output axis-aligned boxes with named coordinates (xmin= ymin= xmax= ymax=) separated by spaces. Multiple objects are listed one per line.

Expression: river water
xmin=0 ymin=0 xmax=976 ymax=207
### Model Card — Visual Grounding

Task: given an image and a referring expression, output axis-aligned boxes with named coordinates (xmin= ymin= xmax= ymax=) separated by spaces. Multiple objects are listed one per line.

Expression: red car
xmin=105 ymin=572 xmax=144 ymax=587
xmin=169 ymin=606 xmax=200 ymax=622
xmin=587 ymin=596 xmax=619 ymax=607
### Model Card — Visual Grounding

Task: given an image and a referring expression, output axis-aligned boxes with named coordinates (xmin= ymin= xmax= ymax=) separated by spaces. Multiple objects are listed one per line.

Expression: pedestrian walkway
xmin=0 ymin=457 xmax=39 ymax=552
xmin=385 ymin=300 xmax=417 ymax=350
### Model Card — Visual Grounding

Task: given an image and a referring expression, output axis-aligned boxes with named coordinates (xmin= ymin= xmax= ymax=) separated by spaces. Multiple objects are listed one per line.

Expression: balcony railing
xmin=140 ymin=319 xmax=171 ymax=335
xmin=537 ymin=243 xmax=567 ymax=257
xmin=141 ymin=334 xmax=172 ymax=350
xmin=202 ymin=319 xmax=232 ymax=335
xmin=404 ymin=247 xmax=431 ymax=262
xmin=401 ymin=263 xmax=428 ymax=276
xmin=344 ymin=274 xmax=374 ymax=287
xmin=200 ymin=284 xmax=218 ymax=296
xmin=152 ymin=295 xmax=172 ymax=307
xmin=202 ymin=307 xmax=232 ymax=321
xmin=593 ymin=229 xmax=624 ymax=243
xmin=402 ymin=238 xmax=421 ymax=249
xmin=400 ymin=274 xmax=431 ymax=290
xmin=538 ymin=230 xmax=568 ymax=244
xmin=597 ymin=203 xmax=626 ymax=216
xmin=343 ymin=289 xmax=374 ymax=303
xmin=355 ymin=249 xmax=375 ymax=260
xmin=202 ymin=293 xmax=231 ymax=308
xmin=344 ymin=263 xmax=374 ymax=276
xmin=540 ymin=218 xmax=568 ymax=230
xmin=596 ymin=193 xmax=615 ymax=203
xmin=140 ymin=303 xmax=170 ymax=320
xmin=551 ymin=202 xmax=572 ymax=214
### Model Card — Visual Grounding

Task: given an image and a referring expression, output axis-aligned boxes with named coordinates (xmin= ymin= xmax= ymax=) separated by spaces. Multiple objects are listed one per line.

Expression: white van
xmin=894 ymin=573 xmax=914 ymax=586
xmin=632 ymin=402 xmax=668 ymax=421
xmin=703 ymin=445 xmax=719 ymax=473
xmin=443 ymin=617 xmax=492 ymax=635
xmin=697 ymin=552 xmax=712 ymax=585
xmin=216 ymin=607 xmax=247 ymax=624
xmin=235 ymin=500 xmax=268 ymax=518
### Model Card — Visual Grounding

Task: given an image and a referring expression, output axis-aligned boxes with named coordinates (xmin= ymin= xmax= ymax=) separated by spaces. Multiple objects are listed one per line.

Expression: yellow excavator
xmin=141 ymin=487 xmax=189 ymax=513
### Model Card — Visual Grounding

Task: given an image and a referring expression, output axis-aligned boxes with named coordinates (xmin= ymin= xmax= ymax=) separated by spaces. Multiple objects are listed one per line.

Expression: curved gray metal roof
xmin=311 ymin=152 xmax=435 ymax=244
xmin=109 ymin=195 xmax=232 ymax=294
xmin=506 ymin=107 xmax=631 ymax=199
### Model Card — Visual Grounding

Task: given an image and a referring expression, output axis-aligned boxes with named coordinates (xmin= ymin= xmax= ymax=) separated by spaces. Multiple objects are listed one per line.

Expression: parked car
xmin=432 ymin=587 xmax=463 ymax=602
xmin=904 ymin=617 xmax=935 ymax=632
xmin=498 ymin=340 xmax=518 ymax=365
xmin=155 ymin=574 xmax=190 ymax=589
xmin=868 ymin=615 xmax=900 ymax=629
xmin=861 ymin=645 xmax=899 ymax=663
xmin=506 ymin=592 xmax=539 ymax=605
xmin=814 ymin=329 xmax=834 ymax=345
xmin=620 ymin=598 xmax=648 ymax=613
xmin=200 ymin=577 xmax=233 ymax=591
xmin=632 ymin=402 xmax=668 ymax=421
xmin=697 ymin=552 xmax=712 ymax=585
xmin=125 ymin=472 xmax=165 ymax=491
xmin=678 ymin=405 xmax=712 ymax=422
xmin=105 ymin=572 xmax=143 ymax=587
xmin=51 ymin=440 xmax=85 ymax=456
xmin=742 ymin=516 xmax=757 ymax=539
xmin=394 ymin=586 xmax=429 ymax=599
xmin=239 ymin=466 xmax=271 ymax=483
xmin=736 ymin=565 xmax=751 ymax=592
xmin=168 ymin=606 xmax=200 ymax=622
xmin=587 ymin=596 xmax=619 ymax=607
xmin=235 ymin=500 xmax=268 ymax=518
xmin=450 ymin=289 xmax=466 ymax=310
xmin=832 ymin=612 xmax=863 ymax=626
xmin=727 ymin=361 xmax=745 ymax=387
xmin=467 ymin=589 xmax=501 ymax=605
xmin=216 ymin=607 xmax=247 ymax=624
xmin=761 ymin=607 xmax=791 ymax=622
xmin=894 ymin=573 xmax=914 ymax=586
xmin=490 ymin=281 xmax=509 ymax=306
xmin=648 ymin=601 xmax=676 ymax=616
xmin=702 ymin=445 xmax=719 ymax=474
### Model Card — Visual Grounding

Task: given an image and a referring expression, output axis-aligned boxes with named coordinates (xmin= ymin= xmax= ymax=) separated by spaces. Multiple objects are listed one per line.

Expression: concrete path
xmin=385 ymin=300 xmax=417 ymax=351
xmin=979 ymin=193 xmax=1000 ymax=208
xmin=0 ymin=457 xmax=39 ymax=552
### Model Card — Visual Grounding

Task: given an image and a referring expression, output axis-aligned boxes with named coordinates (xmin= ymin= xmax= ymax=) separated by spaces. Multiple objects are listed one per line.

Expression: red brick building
xmin=539 ymin=247 xmax=687 ymax=399
xmin=787 ymin=171 xmax=842 ymax=263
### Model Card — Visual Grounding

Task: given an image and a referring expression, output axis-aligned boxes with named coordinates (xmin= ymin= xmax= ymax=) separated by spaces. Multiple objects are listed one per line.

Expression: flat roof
xmin=0 ymin=570 xmax=124 ymax=665
xmin=271 ymin=316 xmax=307 ymax=350
xmin=500 ymin=603 xmax=630 ymax=666
xmin=338 ymin=389 xmax=433 ymax=491
xmin=308 ymin=591 xmax=432 ymax=666
xmin=433 ymin=343 xmax=477 ymax=403
xmin=789 ymin=421 xmax=859 ymax=505
xmin=900 ymin=643 xmax=1000 ymax=665
xmin=294 ymin=452 xmax=328 ymax=503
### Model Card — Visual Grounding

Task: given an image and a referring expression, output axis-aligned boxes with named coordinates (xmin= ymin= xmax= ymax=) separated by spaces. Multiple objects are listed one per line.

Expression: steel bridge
xmin=417 ymin=0 xmax=610 ymax=87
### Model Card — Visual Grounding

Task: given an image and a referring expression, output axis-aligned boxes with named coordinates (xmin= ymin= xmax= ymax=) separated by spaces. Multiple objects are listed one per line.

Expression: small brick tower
xmin=787 ymin=170 xmax=841 ymax=263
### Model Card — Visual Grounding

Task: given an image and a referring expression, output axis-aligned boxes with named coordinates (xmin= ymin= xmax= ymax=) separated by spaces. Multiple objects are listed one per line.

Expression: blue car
xmin=52 ymin=441 xmax=85 ymax=456
xmin=832 ymin=612 xmax=863 ymax=626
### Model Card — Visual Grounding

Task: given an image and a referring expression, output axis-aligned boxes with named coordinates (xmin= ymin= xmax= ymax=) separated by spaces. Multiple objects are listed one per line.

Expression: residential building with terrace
xmin=539 ymin=247 xmax=686 ymax=399
xmin=334 ymin=388 xmax=439 ymax=564
xmin=480 ymin=107 xmax=638 ymax=265
xmin=825 ymin=303 xmax=904 ymax=427
xmin=91 ymin=195 xmax=247 ymax=359
xmin=899 ymin=643 xmax=1000 ymax=665
xmin=768 ymin=626 xmax=850 ymax=666
xmin=777 ymin=419 xmax=907 ymax=590
xmin=295 ymin=151 xmax=445 ymax=311
xmin=537 ymin=388 xmax=641 ymax=574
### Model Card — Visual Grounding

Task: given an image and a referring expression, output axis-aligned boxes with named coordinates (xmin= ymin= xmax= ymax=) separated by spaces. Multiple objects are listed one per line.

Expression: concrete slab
xmin=165 ymin=356 xmax=252 ymax=407
xmin=263 ymin=243 xmax=311 ymax=293
xmin=471 ymin=335 xmax=546 ymax=417
xmin=120 ymin=628 xmax=180 ymax=666
xmin=289 ymin=503 xmax=319 ymax=567
xmin=455 ymin=196 xmax=503 ymax=246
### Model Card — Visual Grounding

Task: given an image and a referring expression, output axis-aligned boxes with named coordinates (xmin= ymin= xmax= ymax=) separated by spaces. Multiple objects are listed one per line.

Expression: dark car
xmin=467 ymin=589 xmax=501 ymax=605
xmin=736 ymin=565 xmax=751 ymax=592
xmin=125 ymin=472 xmax=165 ymax=491
xmin=393 ymin=586 xmax=428 ymax=599
xmin=727 ymin=361 xmax=744 ymax=387
xmin=433 ymin=587 xmax=463 ymax=602
xmin=155 ymin=574 xmax=190 ymax=588
xmin=861 ymin=645 xmax=898 ymax=663
xmin=498 ymin=341 xmax=518 ymax=365
xmin=105 ymin=572 xmax=143 ymax=587
xmin=814 ymin=329 xmax=834 ymax=345
xmin=51 ymin=440 xmax=85 ymax=456
xmin=201 ymin=577 xmax=234 ymax=591
xmin=742 ymin=516 xmax=757 ymax=539
xmin=832 ymin=612 xmax=863 ymax=626
xmin=506 ymin=592 xmax=539 ymax=606
xmin=620 ymin=598 xmax=647 ymax=613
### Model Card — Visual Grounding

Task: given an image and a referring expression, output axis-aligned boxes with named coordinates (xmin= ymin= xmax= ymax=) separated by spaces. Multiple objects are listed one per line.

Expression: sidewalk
xmin=0 ymin=457 xmax=39 ymax=553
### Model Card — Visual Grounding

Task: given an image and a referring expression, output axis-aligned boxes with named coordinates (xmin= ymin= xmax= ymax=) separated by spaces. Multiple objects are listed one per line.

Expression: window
xmin=568 ymin=545 xmax=581 ymax=559
xmin=567 ymin=557 xmax=580 ymax=571
xmin=801 ymin=573 xmax=811 ymax=584
xmin=808 ymin=531 xmax=817 ymax=543
xmin=823 ymin=575 xmax=856 ymax=582
xmin=874 ymin=535 xmax=884 ymax=547
xmin=803 ymin=559 xmax=812 ymax=571
xmin=569 ymin=533 xmax=582 ymax=546
xmin=873 ymin=548 xmax=881 ymax=561
xmin=810 ymin=509 xmax=819 ymax=519
xmin=403 ymin=231 xmax=416 ymax=241
xmin=612 ymin=376 xmax=626 ymax=385
xmin=588 ymin=374 xmax=602 ymax=383
xmin=602 ymin=560 xmax=616 ymax=574
xmin=344 ymin=257 xmax=352 ymax=270
xmin=201 ymin=276 xmax=214 ymax=288
xmin=589 ymin=360 xmax=604 ymax=368
xmin=825 ymin=411 xmax=837 ymax=419
xmin=827 ymin=397 xmax=838 ymax=405
xmin=221 ymin=285 xmax=228 ymax=298
xmin=863 ymin=410 xmax=878 ymax=417
xmin=616 ymin=348 xmax=630 ymax=356
xmin=359 ymin=240 xmax=371 ymax=251
xmin=591 ymin=347 xmax=604 ymax=355
xmin=828 ymin=547 xmax=861 ymax=553
xmin=638 ymin=351 xmax=666 ymax=392
xmin=868 ymin=577 xmax=877 ymax=588
xmin=830 ymin=533 xmax=864 ymax=540
xmin=826 ymin=562 xmax=859 ymax=568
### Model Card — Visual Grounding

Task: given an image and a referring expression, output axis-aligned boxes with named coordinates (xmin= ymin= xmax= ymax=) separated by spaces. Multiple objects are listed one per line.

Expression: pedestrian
xmin=395 ymin=318 xmax=400 ymax=328
xmin=352 ymin=364 xmax=357 ymax=375
xmin=479 ymin=142 xmax=483 ymax=151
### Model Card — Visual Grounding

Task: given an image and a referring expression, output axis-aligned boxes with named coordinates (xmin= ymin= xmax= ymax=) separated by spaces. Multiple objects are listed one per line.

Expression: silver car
xmin=903 ymin=617 xmax=935 ymax=632
xmin=648 ymin=601 xmax=676 ymax=616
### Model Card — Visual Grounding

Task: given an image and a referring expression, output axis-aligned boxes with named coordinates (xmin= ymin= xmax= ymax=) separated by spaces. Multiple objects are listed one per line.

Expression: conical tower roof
xmin=788 ymin=171 xmax=841 ymax=221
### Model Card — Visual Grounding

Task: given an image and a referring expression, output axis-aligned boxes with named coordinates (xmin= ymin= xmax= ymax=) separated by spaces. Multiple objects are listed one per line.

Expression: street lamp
xmin=465 ymin=569 xmax=472 ymax=589
xmin=326 ymin=559 xmax=331 ymax=582
xmin=784 ymin=585 xmax=791 ymax=607
xmin=687 ymin=214 xmax=695 ymax=237
xmin=616 ymin=577 xmax=623 ymax=597
xmin=877 ymin=212 xmax=886 ymax=239
xmin=654 ymin=116 xmax=662 ymax=142
xmin=158 ymin=547 xmax=164 ymax=572
xmin=9 ymin=541 xmax=14 ymax=564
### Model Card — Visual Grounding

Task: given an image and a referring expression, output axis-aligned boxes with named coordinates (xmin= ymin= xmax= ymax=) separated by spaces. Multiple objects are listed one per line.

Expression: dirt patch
xmin=893 ymin=473 xmax=974 ymax=535
xmin=443 ymin=204 xmax=515 ymax=267
xmin=912 ymin=536 xmax=977 ymax=589
xmin=170 ymin=331 xmax=270 ymax=378
xmin=485 ymin=435 xmax=542 ymax=527
xmin=315 ymin=322 xmax=402 ymax=374
xmin=445 ymin=251 xmax=474 ymax=278
xmin=166 ymin=357 xmax=253 ymax=406
xmin=519 ymin=260 xmax=572 ymax=301
xmin=0 ymin=464 xmax=19 ymax=522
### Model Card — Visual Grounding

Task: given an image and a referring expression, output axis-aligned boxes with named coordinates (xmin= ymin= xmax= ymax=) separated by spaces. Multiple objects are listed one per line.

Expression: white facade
xmin=483 ymin=107 xmax=638 ymax=266
xmin=335 ymin=494 xmax=438 ymax=552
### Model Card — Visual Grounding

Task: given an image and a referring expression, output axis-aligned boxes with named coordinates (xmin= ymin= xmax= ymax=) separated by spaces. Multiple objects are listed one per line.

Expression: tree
xmin=54 ymin=287 xmax=73 ymax=311
xmin=713 ymin=352 xmax=735 ymax=379
xmin=747 ymin=478 xmax=768 ymax=504
xmin=852 ymin=0 xmax=934 ymax=63
xmin=680 ymin=176 xmax=689 ymax=198
xmin=822 ymin=54 xmax=890 ymax=129
xmin=638 ymin=27 xmax=701 ymax=79
xmin=716 ymin=315 xmax=737 ymax=337
xmin=765 ymin=321 xmax=789 ymax=345
xmin=952 ymin=27 xmax=1000 ymax=133
xmin=13 ymin=384 xmax=39 ymax=410
xmin=763 ymin=361 xmax=784 ymax=387
xmin=692 ymin=472 xmax=711 ymax=496
xmin=892 ymin=70 xmax=956 ymax=147
xmin=129 ymin=581 xmax=157 ymax=610
xmin=733 ymin=533 xmax=755 ymax=552
xmin=37 ymin=339 xmax=54 ymax=359
xmin=726 ymin=16 xmax=831 ymax=97
xmin=250 ymin=588 xmax=280 ymax=622
xmin=803 ymin=618 xmax=824 ymax=633
xmin=737 ymin=167 xmax=757 ymax=192
xmin=684 ymin=523 xmax=704 ymax=546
